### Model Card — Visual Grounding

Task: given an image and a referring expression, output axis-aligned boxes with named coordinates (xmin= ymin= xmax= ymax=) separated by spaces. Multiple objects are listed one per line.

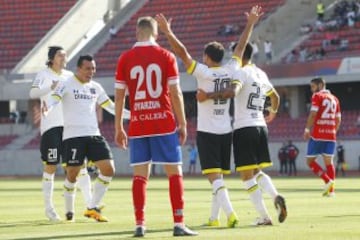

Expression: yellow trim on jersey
xmin=247 ymin=184 xmax=259 ymax=193
xmin=235 ymin=162 xmax=273 ymax=172
xmin=74 ymin=75 xmax=85 ymax=84
xmin=186 ymin=60 xmax=197 ymax=75
xmin=210 ymin=66 xmax=222 ymax=69
xmin=231 ymin=79 xmax=241 ymax=85
xmin=100 ymin=99 xmax=111 ymax=108
xmin=266 ymin=88 xmax=274 ymax=96
xmin=52 ymin=94 xmax=62 ymax=101
xmin=231 ymin=55 xmax=242 ymax=66
xmin=202 ymin=168 xmax=231 ymax=175
xmin=49 ymin=67 xmax=62 ymax=76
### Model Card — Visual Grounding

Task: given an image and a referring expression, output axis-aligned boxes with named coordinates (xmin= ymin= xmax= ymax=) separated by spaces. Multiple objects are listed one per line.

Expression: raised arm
xmin=232 ymin=5 xmax=264 ymax=59
xmin=169 ymin=83 xmax=187 ymax=145
xmin=155 ymin=13 xmax=193 ymax=70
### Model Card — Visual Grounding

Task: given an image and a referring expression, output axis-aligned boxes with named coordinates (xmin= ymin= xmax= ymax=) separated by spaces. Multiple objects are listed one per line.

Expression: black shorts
xmin=40 ymin=127 xmax=63 ymax=165
xmin=62 ymin=136 xmax=113 ymax=167
xmin=196 ymin=131 xmax=232 ymax=175
xmin=233 ymin=127 xmax=272 ymax=172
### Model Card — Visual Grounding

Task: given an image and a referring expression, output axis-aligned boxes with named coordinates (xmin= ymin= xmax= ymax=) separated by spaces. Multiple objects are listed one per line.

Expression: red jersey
xmin=310 ymin=89 xmax=341 ymax=141
xmin=115 ymin=41 xmax=179 ymax=138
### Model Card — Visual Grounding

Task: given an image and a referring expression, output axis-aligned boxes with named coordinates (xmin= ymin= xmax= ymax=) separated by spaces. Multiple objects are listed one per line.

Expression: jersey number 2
xmin=131 ymin=64 xmax=163 ymax=100
xmin=321 ymin=98 xmax=337 ymax=119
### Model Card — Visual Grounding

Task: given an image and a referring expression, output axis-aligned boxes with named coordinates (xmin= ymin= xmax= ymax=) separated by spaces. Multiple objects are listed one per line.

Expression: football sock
xmin=210 ymin=193 xmax=220 ymax=221
xmin=133 ymin=175 xmax=147 ymax=226
xmin=212 ymin=179 xmax=234 ymax=217
xmin=243 ymin=178 xmax=269 ymax=219
xmin=169 ymin=174 xmax=184 ymax=224
xmin=42 ymin=172 xmax=55 ymax=210
xmin=255 ymin=171 xmax=279 ymax=200
xmin=309 ymin=161 xmax=331 ymax=183
xmin=77 ymin=167 xmax=92 ymax=208
xmin=63 ymin=178 xmax=76 ymax=214
xmin=326 ymin=164 xmax=335 ymax=180
xmin=89 ymin=174 xmax=111 ymax=209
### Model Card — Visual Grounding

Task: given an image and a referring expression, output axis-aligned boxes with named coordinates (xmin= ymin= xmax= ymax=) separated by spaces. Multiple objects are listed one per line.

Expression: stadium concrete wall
xmin=1 ymin=140 xmax=359 ymax=176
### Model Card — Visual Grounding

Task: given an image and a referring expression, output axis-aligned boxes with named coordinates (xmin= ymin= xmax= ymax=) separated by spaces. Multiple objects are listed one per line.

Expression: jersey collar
xmin=319 ymin=89 xmax=331 ymax=94
xmin=133 ymin=40 xmax=159 ymax=48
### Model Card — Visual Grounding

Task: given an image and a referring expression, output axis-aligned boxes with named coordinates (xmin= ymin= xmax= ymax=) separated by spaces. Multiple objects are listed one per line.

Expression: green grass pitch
xmin=0 ymin=176 xmax=359 ymax=240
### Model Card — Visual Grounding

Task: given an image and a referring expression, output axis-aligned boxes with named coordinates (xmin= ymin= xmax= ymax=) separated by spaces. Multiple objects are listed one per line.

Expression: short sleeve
xmin=96 ymin=83 xmax=110 ymax=106
xmin=310 ymin=94 xmax=320 ymax=112
xmin=32 ymin=71 xmax=44 ymax=88
xmin=167 ymin=53 xmax=180 ymax=85
xmin=115 ymin=54 xmax=127 ymax=89
xmin=187 ymin=61 xmax=210 ymax=80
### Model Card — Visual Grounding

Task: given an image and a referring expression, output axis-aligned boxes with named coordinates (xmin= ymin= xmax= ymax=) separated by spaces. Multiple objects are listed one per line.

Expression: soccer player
xmin=44 ymin=55 xmax=127 ymax=222
xmin=155 ymin=6 xmax=263 ymax=228
xmin=114 ymin=16 xmax=197 ymax=237
xmin=197 ymin=43 xmax=287 ymax=226
xmin=303 ymin=77 xmax=341 ymax=197
xmin=29 ymin=46 xmax=92 ymax=222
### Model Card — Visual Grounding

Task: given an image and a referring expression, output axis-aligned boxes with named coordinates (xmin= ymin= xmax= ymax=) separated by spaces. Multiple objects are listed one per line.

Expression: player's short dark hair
xmin=46 ymin=46 xmax=64 ymax=67
xmin=243 ymin=43 xmax=253 ymax=61
xmin=204 ymin=41 xmax=224 ymax=63
xmin=77 ymin=54 xmax=94 ymax=67
xmin=231 ymin=43 xmax=253 ymax=61
xmin=311 ymin=77 xmax=326 ymax=86
xmin=137 ymin=16 xmax=157 ymax=34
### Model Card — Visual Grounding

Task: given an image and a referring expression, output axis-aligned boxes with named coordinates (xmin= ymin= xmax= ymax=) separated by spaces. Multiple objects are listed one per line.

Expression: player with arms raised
xmin=303 ymin=77 xmax=341 ymax=197
xmin=155 ymin=5 xmax=263 ymax=227
xmin=114 ymin=17 xmax=197 ymax=237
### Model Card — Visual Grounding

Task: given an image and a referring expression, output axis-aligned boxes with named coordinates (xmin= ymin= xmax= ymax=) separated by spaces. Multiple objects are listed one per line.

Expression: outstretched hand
xmin=245 ymin=5 xmax=264 ymax=25
xmin=155 ymin=13 xmax=173 ymax=34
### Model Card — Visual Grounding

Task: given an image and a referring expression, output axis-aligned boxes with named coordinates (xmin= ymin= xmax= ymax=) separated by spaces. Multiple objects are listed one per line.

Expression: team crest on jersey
xmin=90 ymin=88 xmax=96 ymax=94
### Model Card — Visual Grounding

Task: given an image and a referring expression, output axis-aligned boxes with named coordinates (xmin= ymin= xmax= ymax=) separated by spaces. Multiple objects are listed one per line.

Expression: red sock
xmin=309 ymin=161 xmax=331 ymax=183
xmin=169 ymin=174 xmax=184 ymax=224
xmin=132 ymin=175 xmax=147 ymax=226
xmin=326 ymin=164 xmax=335 ymax=180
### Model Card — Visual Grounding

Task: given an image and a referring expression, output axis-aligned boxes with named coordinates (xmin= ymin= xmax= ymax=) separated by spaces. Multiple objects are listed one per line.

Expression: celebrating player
xmin=30 ymin=46 xmax=92 ymax=222
xmin=155 ymin=6 xmax=263 ymax=227
xmin=303 ymin=77 xmax=341 ymax=197
xmin=197 ymin=43 xmax=287 ymax=226
xmin=114 ymin=16 xmax=197 ymax=237
xmin=44 ymin=55 xmax=128 ymax=222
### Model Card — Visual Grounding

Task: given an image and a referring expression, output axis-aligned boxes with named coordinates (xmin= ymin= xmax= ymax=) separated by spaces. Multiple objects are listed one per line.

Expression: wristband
xmin=304 ymin=128 xmax=310 ymax=133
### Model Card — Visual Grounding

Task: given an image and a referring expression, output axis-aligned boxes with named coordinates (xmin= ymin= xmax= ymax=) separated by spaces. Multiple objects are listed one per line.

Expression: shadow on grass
xmin=9 ymin=227 xmax=178 ymax=240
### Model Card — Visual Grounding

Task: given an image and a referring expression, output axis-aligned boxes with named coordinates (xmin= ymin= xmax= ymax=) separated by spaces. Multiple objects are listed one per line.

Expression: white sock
xmin=42 ymin=172 xmax=55 ymax=210
xmin=77 ymin=168 xmax=92 ymax=208
xmin=212 ymin=179 xmax=234 ymax=217
xmin=255 ymin=171 xmax=279 ymax=200
xmin=89 ymin=174 xmax=112 ymax=209
xmin=210 ymin=193 xmax=220 ymax=221
xmin=243 ymin=178 xmax=269 ymax=219
xmin=64 ymin=178 xmax=76 ymax=213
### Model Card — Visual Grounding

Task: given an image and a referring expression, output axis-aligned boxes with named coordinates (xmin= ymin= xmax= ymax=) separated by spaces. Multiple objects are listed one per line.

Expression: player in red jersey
xmin=114 ymin=16 xmax=197 ymax=237
xmin=303 ymin=77 xmax=341 ymax=197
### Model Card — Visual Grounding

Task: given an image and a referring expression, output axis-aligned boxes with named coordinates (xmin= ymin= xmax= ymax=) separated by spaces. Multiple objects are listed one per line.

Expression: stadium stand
xmin=0 ymin=135 xmax=18 ymax=149
xmin=94 ymin=0 xmax=285 ymax=75
xmin=0 ymin=0 xmax=77 ymax=71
